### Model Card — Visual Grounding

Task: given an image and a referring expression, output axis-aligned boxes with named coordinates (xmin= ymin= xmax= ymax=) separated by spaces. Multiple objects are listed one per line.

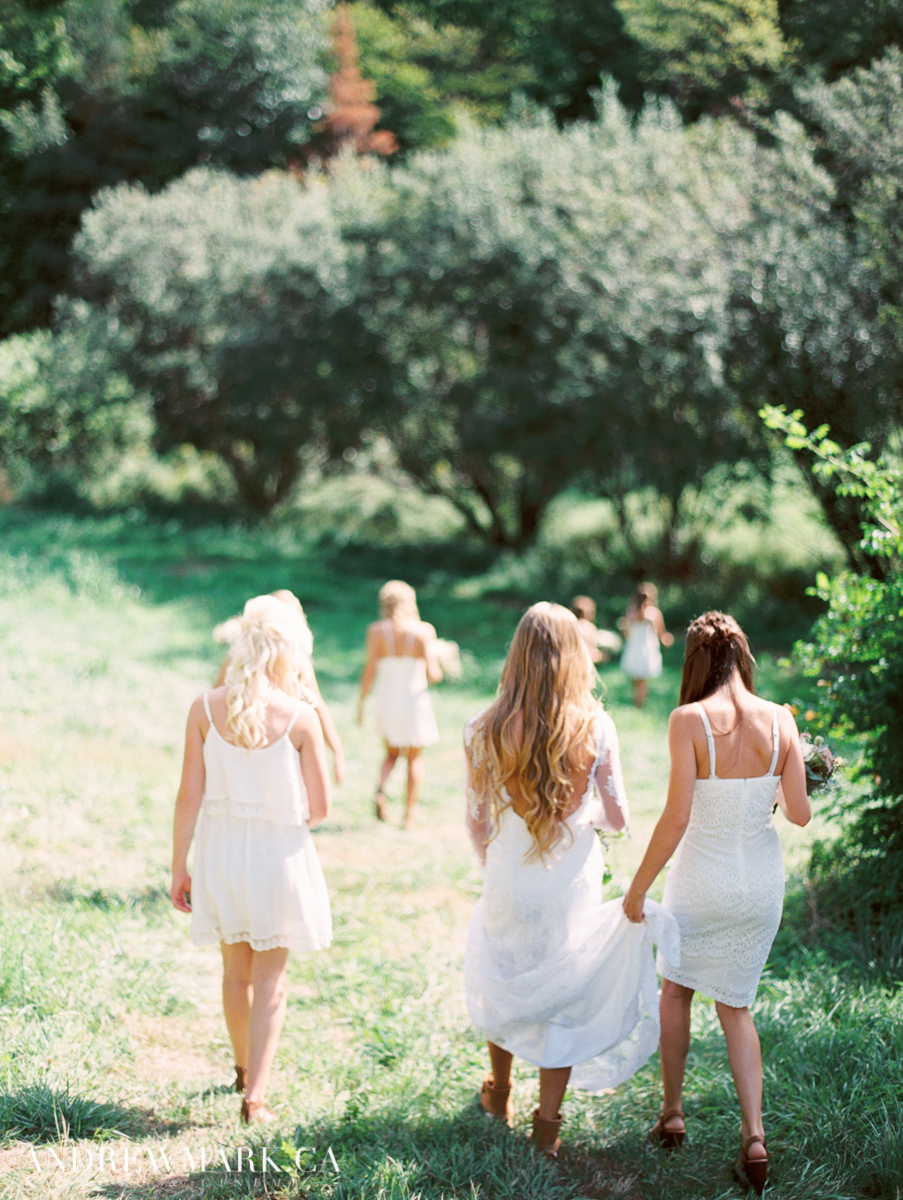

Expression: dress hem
xmin=191 ymin=929 xmax=331 ymax=953
xmin=659 ymin=966 xmax=756 ymax=1009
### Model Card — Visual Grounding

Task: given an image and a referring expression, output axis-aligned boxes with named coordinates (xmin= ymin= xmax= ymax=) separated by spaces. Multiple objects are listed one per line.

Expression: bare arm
xmin=422 ymin=623 xmax=443 ymax=685
xmin=776 ymin=707 xmax=811 ymax=827
xmin=295 ymin=708 xmax=331 ymax=828
xmin=357 ymin=625 xmax=381 ymax=723
xmin=171 ymin=696 xmax=208 ymax=913
xmin=305 ymin=662 xmax=345 ymax=783
xmin=651 ymin=606 xmax=674 ymax=648
xmin=622 ymin=707 xmax=696 ymax=922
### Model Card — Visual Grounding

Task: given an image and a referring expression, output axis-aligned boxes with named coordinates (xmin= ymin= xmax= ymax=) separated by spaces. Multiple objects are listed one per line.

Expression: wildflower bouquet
xmin=800 ymin=732 xmax=842 ymax=793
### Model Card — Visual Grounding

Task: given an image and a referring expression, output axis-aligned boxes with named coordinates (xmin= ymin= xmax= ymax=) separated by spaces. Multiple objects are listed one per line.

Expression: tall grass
xmin=0 ymin=509 xmax=897 ymax=1199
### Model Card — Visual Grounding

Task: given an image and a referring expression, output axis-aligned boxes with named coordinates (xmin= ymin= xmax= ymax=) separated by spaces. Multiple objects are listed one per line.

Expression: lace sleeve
xmin=591 ymin=711 xmax=629 ymax=833
xmin=464 ymin=714 xmax=491 ymax=866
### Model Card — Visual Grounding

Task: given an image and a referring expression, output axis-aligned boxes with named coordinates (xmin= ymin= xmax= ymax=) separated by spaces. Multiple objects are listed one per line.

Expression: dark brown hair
xmin=679 ymin=611 xmax=755 ymax=706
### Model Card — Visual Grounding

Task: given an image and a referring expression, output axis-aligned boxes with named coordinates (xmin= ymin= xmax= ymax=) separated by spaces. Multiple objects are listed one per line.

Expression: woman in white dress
xmin=171 ymin=596 xmax=332 ymax=1123
xmin=623 ymin=612 xmax=810 ymax=1194
xmin=358 ymin=580 xmax=441 ymax=828
xmin=619 ymin=583 xmax=673 ymax=708
xmin=464 ymin=603 xmax=679 ymax=1159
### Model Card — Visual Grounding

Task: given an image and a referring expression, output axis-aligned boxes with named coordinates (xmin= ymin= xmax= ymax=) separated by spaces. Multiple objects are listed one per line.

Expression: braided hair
xmin=679 ymin=611 xmax=755 ymax=706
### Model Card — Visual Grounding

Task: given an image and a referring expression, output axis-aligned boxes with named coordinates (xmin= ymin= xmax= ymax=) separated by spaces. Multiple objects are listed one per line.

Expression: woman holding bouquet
xmin=623 ymin=611 xmax=811 ymax=1195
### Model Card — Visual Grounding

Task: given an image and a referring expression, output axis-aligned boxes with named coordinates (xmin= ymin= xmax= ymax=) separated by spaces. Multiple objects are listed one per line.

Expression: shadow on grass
xmin=86 ymin=1104 xmax=642 ymax=1200
xmin=0 ymin=1083 xmax=183 ymax=1144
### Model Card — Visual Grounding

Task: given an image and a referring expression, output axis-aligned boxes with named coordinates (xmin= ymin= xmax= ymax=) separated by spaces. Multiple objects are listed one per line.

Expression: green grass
xmin=0 ymin=509 xmax=899 ymax=1199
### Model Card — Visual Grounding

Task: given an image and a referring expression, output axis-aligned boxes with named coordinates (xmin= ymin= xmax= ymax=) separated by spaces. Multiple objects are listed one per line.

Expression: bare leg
xmin=245 ymin=947 xmax=290 ymax=1105
xmin=633 ymin=678 xmax=648 ymax=708
xmin=488 ymin=1041 xmax=513 ymax=1088
xmin=659 ymin=978 xmax=692 ymax=1132
xmin=404 ymin=747 xmax=424 ymax=827
xmin=221 ymin=941 xmax=252 ymax=1077
xmin=537 ymin=1066 xmax=571 ymax=1120
xmin=715 ymin=1001 xmax=766 ymax=1160
xmin=375 ymin=744 xmax=400 ymax=819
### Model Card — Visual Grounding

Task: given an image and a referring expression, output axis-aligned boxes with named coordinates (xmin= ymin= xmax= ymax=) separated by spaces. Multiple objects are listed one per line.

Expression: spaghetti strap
xmin=403 ymin=628 xmax=416 ymax=656
xmin=383 ymin=621 xmax=396 ymax=656
xmin=696 ymin=703 xmax=717 ymax=778
xmin=768 ymin=705 xmax=780 ymax=775
xmin=203 ymin=692 xmax=213 ymax=722
xmin=283 ymin=704 xmax=307 ymax=742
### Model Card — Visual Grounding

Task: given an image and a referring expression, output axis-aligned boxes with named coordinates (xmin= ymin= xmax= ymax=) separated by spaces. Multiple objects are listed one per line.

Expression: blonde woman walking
xmin=358 ymin=580 xmax=441 ymax=827
xmin=463 ymin=603 xmax=678 ymax=1159
xmin=171 ymin=596 xmax=332 ymax=1123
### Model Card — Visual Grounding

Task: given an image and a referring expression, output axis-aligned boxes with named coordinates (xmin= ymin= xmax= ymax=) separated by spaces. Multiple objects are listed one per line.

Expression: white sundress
xmin=463 ymin=710 xmax=680 ymax=1091
xmin=657 ymin=703 xmax=784 ymax=1008
xmin=371 ymin=624 xmax=439 ymax=749
xmin=189 ymin=693 xmax=332 ymax=953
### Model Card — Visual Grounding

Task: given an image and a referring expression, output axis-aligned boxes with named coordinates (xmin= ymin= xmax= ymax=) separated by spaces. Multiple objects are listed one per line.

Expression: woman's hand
xmin=622 ymin=884 xmax=646 ymax=924
xmin=171 ymin=868 xmax=192 ymax=913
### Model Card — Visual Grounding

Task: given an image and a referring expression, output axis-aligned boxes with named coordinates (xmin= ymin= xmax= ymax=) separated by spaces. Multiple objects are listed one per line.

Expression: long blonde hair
xmin=472 ymin=602 xmax=600 ymax=862
xmin=223 ymin=595 xmax=314 ymax=748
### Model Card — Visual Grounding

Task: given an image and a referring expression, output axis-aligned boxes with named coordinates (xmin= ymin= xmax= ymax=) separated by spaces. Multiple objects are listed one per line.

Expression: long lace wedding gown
xmin=463 ymin=710 xmax=679 ymax=1091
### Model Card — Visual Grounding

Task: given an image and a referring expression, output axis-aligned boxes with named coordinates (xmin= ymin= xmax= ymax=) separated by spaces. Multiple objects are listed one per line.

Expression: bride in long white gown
xmin=463 ymin=602 xmax=678 ymax=1159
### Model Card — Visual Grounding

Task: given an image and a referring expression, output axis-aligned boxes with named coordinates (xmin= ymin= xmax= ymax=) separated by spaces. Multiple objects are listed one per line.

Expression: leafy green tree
xmin=616 ymin=0 xmax=792 ymax=118
xmin=0 ymin=314 xmax=148 ymax=491
xmin=727 ymin=58 xmax=903 ymax=567
xmin=764 ymin=406 xmax=903 ymax=911
xmin=0 ymin=0 xmax=329 ymax=335
xmin=71 ymin=168 xmax=375 ymax=513
xmin=347 ymin=99 xmax=765 ymax=554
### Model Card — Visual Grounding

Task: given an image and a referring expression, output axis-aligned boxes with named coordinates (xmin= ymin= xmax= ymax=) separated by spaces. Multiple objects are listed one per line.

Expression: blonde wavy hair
xmin=222 ymin=595 xmax=315 ymax=748
xmin=379 ymin=580 xmax=419 ymax=621
xmin=472 ymin=602 xmax=600 ymax=862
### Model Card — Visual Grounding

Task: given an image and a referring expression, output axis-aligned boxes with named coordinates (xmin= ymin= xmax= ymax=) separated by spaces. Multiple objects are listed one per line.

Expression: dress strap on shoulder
xmin=203 ymin=691 xmax=213 ymax=722
xmin=769 ymin=704 xmax=780 ymax=775
xmin=696 ymin=703 xmax=717 ymax=777
xmin=403 ymin=628 xmax=416 ymax=656
xmin=383 ymin=621 xmax=396 ymax=656
xmin=283 ymin=703 xmax=307 ymax=742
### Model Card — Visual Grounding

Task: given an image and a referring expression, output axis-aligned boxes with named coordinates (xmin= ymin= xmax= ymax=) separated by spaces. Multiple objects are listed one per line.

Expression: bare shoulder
xmin=669 ymin=704 xmax=700 ymax=732
xmin=775 ymin=702 xmax=800 ymax=737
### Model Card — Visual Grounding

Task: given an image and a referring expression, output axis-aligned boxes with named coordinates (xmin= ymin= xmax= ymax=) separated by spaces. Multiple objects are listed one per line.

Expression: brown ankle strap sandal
xmin=733 ymin=1134 xmax=768 ymax=1195
xmin=529 ymin=1109 xmax=563 ymax=1159
xmin=649 ymin=1108 xmax=686 ymax=1150
xmin=479 ymin=1078 xmax=514 ymax=1126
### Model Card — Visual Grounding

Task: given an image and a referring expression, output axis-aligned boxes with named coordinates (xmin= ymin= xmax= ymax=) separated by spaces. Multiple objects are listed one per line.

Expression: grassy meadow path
xmin=0 ymin=513 xmax=900 ymax=1200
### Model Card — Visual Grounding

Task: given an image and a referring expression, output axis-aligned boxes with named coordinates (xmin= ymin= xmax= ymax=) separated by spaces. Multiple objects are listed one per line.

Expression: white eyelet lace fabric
xmin=657 ymin=774 xmax=783 ymax=1007
xmin=462 ymin=709 xmax=678 ymax=1091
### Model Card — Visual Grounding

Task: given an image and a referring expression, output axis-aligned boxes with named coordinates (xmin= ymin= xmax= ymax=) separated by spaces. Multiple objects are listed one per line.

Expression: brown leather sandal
xmin=649 ymin=1108 xmax=686 ymax=1150
xmin=240 ymin=1098 xmax=277 ymax=1124
xmin=234 ymin=1066 xmax=246 ymax=1094
xmin=733 ymin=1134 xmax=768 ymax=1195
xmin=479 ymin=1078 xmax=514 ymax=1126
xmin=530 ymin=1109 xmax=563 ymax=1159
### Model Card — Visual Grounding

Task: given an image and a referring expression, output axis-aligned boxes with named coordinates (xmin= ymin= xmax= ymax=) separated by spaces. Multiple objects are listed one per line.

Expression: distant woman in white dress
xmin=464 ymin=603 xmax=679 ymax=1159
xmin=358 ymin=580 xmax=442 ymax=828
xmin=623 ymin=612 xmax=810 ymax=1195
xmin=619 ymin=583 xmax=673 ymax=708
xmin=171 ymin=595 xmax=332 ymax=1123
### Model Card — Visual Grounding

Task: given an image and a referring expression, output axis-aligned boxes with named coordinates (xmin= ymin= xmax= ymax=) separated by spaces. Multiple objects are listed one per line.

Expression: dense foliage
xmin=765 ymin=406 xmax=903 ymax=910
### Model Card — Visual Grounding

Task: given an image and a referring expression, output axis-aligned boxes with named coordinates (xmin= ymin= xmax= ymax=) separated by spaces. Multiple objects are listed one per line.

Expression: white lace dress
xmin=657 ymin=703 xmax=783 ymax=1008
xmin=463 ymin=710 xmax=680 ymax=1091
